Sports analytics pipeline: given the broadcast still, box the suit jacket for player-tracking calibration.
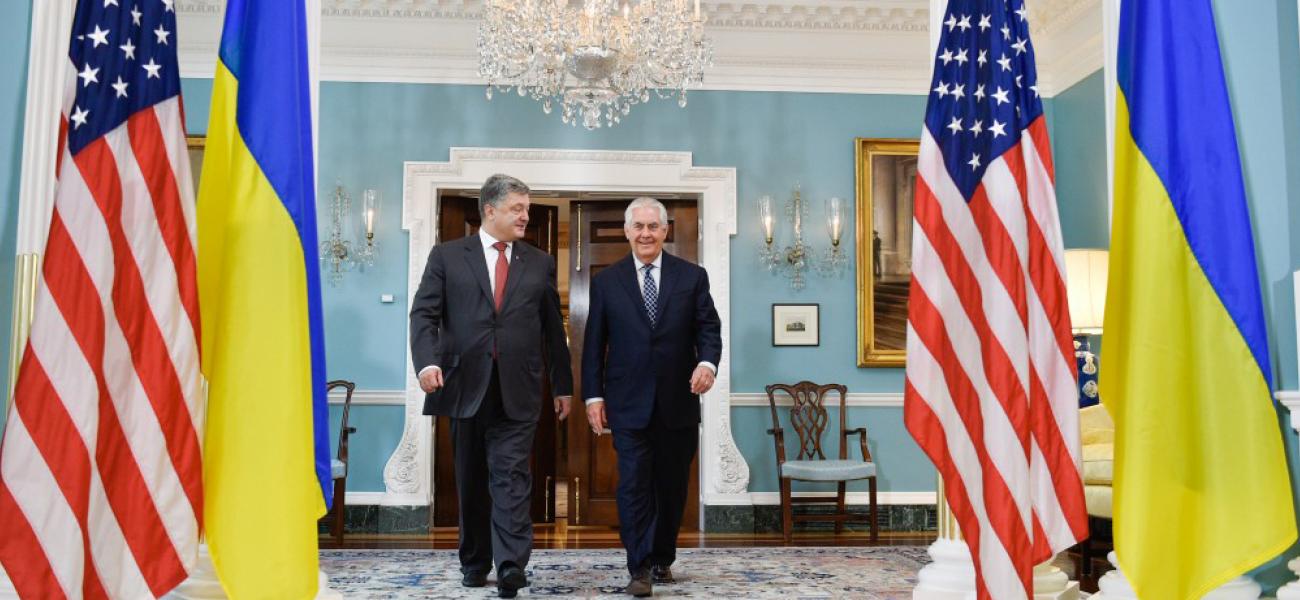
[582,252,722,430]
[409,234,573,421]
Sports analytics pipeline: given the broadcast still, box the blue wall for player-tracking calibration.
[1050,70,1109,250]
[1214,0,1300,589]
[0,1,32,433]
[179,79,944,494]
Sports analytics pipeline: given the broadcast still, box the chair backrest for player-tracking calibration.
[327,379,356,459]
[765,381,848,460]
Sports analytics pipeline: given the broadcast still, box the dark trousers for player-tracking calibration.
[451,366,537,574]
[611,421,698,574]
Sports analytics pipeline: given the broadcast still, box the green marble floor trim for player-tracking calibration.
[321,503,937,535]
[320,505,431,535]
[701,504,937,534]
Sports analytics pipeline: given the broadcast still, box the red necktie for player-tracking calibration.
[493,241,509,311]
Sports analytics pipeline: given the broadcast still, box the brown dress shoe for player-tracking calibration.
[625,571,653,597]
[651,565,674,584]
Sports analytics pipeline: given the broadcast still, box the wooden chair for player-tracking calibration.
[765,381,879,543]
[320,380,356,543]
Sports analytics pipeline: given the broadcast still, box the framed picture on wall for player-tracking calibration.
[772,303,819,347]
[855,137,920,367]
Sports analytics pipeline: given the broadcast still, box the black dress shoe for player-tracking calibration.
[498,564,528,598]
[461,570,488,588]
[625,570,653,597]
[650,564,674,584]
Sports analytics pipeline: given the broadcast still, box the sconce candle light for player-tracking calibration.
[758,185,847,291]
[320,183,380,285]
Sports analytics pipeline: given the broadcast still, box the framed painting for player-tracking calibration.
[855,138,919,367]
[772,303,819,347]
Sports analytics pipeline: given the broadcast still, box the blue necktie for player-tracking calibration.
[642,263,658,327]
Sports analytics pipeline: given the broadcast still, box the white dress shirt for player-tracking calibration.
[418,229,513,379]
[586,252,716,405]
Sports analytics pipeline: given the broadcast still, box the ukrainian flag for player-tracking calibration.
[1101,0,1297,598]
[197,0,332,597]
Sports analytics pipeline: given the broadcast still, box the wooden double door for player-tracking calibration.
[431,197,699,531]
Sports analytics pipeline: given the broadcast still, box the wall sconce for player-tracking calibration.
[758,185,847,291]
[319,183,379,286]
[1064,248,1108,407]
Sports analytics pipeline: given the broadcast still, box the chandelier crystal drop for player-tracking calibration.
[478,0,713,130]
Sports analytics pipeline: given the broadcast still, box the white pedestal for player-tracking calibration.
[1034,558,1079,600]
[1092,552,1261,600]
[914,537,977,600]
[164,544,226,599]
[164,544,342,600]
[1276,557,1300,600]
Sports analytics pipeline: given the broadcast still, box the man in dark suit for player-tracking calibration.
[410,174,573,599]
[582,197,722,597]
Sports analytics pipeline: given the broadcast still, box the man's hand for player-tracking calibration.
[418,366,443,393]
[554,395,572,421]
[689,365,715,395]
[586,401,607,434]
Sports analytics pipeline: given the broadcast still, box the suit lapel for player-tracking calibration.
[616,255,653,329]
[500,242,528,312]
[462,239,494,309]
[655,252,677,316]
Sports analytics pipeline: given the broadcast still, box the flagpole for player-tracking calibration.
[0,0,74,593]
[912,3,977,598]
[6,0,75,408]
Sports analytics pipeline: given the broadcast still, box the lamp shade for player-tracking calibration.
[1064,249,1108,334]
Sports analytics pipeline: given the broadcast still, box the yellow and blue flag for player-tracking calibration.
[197,0,331,597]
[1101,0,1297,598]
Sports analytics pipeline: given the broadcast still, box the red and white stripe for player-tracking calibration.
[0,61,202,599]
[905,119,1089,600]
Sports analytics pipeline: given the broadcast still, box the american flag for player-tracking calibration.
[904,1,1088,598]
[0,0,202,598]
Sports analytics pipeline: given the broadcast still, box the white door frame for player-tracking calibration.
[382,147,751,509]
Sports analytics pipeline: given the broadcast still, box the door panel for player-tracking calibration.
[566,200,700,530]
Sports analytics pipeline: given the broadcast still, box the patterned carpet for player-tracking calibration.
[319,546,931,599]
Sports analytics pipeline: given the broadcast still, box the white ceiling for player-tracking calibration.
[176,0,1101,97]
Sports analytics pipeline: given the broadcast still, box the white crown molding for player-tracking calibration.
[176,0,1102,97]
[1031,0,1103,96]
[731,392,904,407]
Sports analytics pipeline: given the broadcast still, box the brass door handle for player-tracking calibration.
[574,476,581,524]
[575,204,583,272]
[544,475,553,522]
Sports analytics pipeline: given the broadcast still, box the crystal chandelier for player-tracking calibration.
[478,0,713,130]
[319,184,379,286]
[758,186,847,291]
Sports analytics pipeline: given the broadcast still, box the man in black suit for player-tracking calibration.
[582,197,722,597]
[410,174,573,599]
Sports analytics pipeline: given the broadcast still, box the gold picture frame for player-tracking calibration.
[185,136,205,194]
[855,138,919,367]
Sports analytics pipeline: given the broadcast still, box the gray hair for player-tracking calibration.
[479,174,530,216]
[624,197,668,228]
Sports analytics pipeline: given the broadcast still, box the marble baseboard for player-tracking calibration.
[702,503,937,534]
[320,503,936,535]
[319,504,430,535]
